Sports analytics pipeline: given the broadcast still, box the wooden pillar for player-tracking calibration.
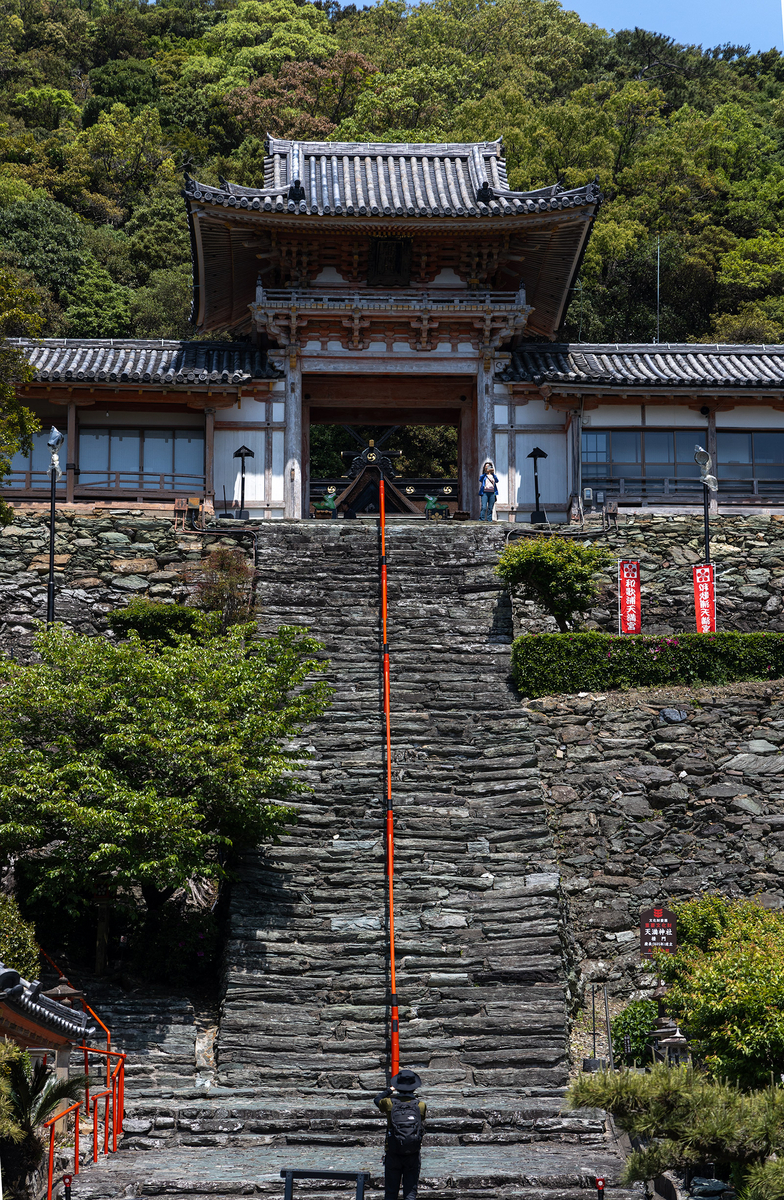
[66,402,76,504]
[707,408,718,515]
[302,401,310,517]
[204,407,215,510]
[285,350,302,519]
[459,391,478,518]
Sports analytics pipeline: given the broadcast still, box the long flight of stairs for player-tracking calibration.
[73,521,631,1200]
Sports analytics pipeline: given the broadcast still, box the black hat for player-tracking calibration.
[391,1069,422,1093]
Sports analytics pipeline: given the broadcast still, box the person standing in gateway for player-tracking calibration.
[479,460,498,520]
[374,1069,427,1200]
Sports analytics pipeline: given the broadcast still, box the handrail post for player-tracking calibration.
[74,1105,80,1174]
[47,1122,55,1200]
[379,480,400,1079]
[92,1096,99,1163]
[103,1093,110,1155]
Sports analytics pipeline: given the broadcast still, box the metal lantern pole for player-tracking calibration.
[46,427,64,627]
[527,446,548,523]
[379,480,400,1079]
[233,445,255,519]
[694,446,718,564]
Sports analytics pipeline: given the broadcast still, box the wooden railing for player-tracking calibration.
[3,470,205,497]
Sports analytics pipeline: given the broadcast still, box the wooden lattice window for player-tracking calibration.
[367,239,412,286]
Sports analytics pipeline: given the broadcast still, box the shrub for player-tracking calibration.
[511,630,784,697]
[658,897,784,1087]
[106,597,208,643]
[194,547,258,632]
[0,896,39,978]
[496,537,612,631]
[610,999,657,1066]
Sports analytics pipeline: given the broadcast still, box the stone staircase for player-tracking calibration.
[71,520,629,1200]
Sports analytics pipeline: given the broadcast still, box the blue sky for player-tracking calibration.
[563,0,782,53]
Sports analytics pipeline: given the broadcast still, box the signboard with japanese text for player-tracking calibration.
[693,564,716,633]
[640,906,677,959]
[618,560,641,634]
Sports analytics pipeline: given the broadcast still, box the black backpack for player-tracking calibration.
[388,1098,424,1155]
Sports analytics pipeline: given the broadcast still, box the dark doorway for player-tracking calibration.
[309,424,458,516]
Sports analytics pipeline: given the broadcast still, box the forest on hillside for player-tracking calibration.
[1,0,784,345]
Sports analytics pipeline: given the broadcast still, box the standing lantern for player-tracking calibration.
[233,444,255,520]
[527,446,548,523]
[46,426,64,627]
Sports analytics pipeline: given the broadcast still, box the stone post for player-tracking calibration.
[285,349,302,519]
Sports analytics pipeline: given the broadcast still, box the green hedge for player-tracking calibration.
[512,631,784,698]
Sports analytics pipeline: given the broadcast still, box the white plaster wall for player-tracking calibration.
[511,397,567,425]
[583,404,643,426]
[644,405,707,428]
[515,431,568,505]
[214,429,266,505]
[234,398,267,420]
[716,407,784,429]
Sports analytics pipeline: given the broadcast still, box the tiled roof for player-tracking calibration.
[184,138,601,219]
[0,961,96,1043]
[10,340,281,385]
[501,344,784,388]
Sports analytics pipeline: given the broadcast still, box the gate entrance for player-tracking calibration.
[303,374,474,517]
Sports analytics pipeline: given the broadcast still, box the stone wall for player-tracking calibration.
[513,512,784,636]
[0,508,244,653]
[532,680,784,997]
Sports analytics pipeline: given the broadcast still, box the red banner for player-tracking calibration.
[693,564,716,632]
[618,560,641,634]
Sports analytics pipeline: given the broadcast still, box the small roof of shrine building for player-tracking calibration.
[184,137,602,339]
[502,343,784,390]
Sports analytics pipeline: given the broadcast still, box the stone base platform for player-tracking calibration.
[71,1141,634,1200]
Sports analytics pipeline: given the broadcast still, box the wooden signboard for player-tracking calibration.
[640,906,677,959]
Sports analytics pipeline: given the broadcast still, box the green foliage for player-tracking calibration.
[0,265,41,524]
[106,597,208,643]
[0,1041,24,1148]
[0,895,39,978]
[0,1056,89,1195]
[497,537,613,633]
[568,1063,784,1188]
[658,897,784,1087]
[2,0,784,341]
[611,1000,657,1066]
[511,630,784,698]
[0,623,331,908]
[194,547,257,631]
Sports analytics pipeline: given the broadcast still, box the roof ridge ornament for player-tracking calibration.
[288,179,306,202]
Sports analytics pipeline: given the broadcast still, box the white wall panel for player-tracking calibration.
[494,432,509,503]
[271,431,285,502]
[515,432,568,506]
[716,407,784,429]
[584,404,643,426]
[214,429,265,504]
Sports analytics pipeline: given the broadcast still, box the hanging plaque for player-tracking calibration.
[640,906,677,958]
[693,564,716,633]
[618,560,641,634]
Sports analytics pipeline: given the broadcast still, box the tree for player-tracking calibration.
[657,896,784,1087]
[0,894,39,978]
[0,623,331,911]
[194,547,258,632]
[610,999,657,1066]
[0,1056,89,1198]
[496,537,613,632]
[0,266,41,525]
[568,1063,784,1194]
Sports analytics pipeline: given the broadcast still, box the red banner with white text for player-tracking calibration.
[693,564,716,633]
[618,560,641,634]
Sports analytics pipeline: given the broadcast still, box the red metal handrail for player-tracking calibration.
[38,949,112,1080]
[43,1047,126,1200]
[379,480,400,1079]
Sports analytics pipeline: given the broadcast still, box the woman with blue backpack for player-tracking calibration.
[374,1069,426,1200]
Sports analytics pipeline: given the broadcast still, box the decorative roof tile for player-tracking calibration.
[185,138,602,219]
[501,344,784,389]
[0,961,96,1043]
[10,340,282,385]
